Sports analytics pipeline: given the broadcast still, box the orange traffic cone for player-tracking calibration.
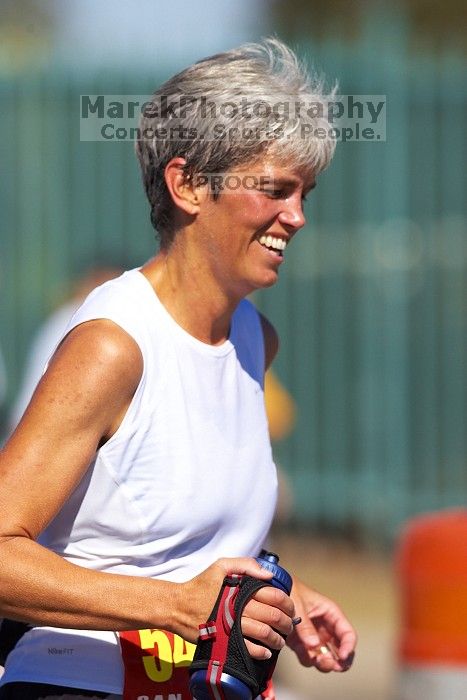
[394,509,467,698]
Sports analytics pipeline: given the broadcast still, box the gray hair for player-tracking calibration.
[136,37,336,248]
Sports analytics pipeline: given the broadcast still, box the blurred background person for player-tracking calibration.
[8,266,123,432]
[265,368,297,524]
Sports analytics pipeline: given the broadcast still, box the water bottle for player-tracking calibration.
[189,550,292,700]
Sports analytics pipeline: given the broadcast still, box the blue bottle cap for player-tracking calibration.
[256,551,292,594]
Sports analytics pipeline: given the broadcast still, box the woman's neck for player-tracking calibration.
[141,249,239,346]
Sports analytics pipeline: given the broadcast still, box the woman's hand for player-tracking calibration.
[286,576,356,672]
[177,557,295,660]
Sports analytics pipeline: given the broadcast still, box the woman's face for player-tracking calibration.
[192,158,316,298]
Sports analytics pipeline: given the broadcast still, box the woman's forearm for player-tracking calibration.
[0,535,178,634]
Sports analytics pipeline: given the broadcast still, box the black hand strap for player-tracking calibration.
[190,575,280,699]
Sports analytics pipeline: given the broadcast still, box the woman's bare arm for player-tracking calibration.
[0,319,294,652]
[0,319,168,630]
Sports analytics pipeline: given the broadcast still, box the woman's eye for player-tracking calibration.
[264,189,285,198]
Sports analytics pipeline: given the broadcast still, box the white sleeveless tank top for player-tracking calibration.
[1,269,278,694]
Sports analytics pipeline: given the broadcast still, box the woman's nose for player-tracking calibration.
[278,194,306,230]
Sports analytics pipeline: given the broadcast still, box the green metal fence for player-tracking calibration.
[1,39,466,541]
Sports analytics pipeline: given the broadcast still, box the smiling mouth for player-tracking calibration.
[257,235,287,256]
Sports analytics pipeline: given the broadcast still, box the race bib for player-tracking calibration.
[119,629,195,700]
[119,629,276,700]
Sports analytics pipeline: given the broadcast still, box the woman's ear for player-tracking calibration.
[164,157,205,216]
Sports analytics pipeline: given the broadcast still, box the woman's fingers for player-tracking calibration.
[240,585,295,659]
[243,638,277,660]
[241,616,286,657]
[288,632,337,671]
[247,584,295,618]
[243,596,294,637]
[215,557,274,581]
[286,594,357,672]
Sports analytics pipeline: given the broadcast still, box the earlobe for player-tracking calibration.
[164,157,202,216]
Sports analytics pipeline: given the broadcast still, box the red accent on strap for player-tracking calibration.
[221,583,238,635]
[261,678,276,699]
[199,620,217,640]
[207,659,227,700]
[204,578,241,698]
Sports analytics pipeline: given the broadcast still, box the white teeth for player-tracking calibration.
[258,235,287,251]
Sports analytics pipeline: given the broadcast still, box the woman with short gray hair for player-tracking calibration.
[0,38,355,699]
[136,38,336,249]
